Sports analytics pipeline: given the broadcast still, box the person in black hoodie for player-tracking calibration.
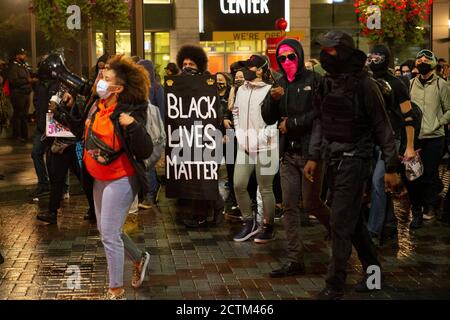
[261,39,331,277]
[29,63,59,200]
[366,44,417,241]
[304,31,400,299]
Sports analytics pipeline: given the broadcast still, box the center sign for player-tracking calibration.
[199,0,289,40]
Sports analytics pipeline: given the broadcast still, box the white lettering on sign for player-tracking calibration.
[66,5,81,30]
[220,0,269,15]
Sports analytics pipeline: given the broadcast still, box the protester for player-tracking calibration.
[8,48,37,141]
[232,54,278,243]
[64,55,153,299]
[173,45,224,228]
[408,49,450,227]
[306,30,399,299]
[29,56,59,201]
[137,59,165,210]
[366,44,418,243]
[261,38,331,276]
[164,62,181,76]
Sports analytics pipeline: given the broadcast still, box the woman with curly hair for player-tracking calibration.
[64,55,153,299]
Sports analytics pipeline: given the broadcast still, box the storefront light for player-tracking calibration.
[163,54,170,61]
[448,20,450,28]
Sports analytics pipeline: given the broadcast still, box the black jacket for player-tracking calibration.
[261,38,321,156]
[7,60,32,95]
[54,99,153,193]
[33,80,59,132]
[309,50,399,173]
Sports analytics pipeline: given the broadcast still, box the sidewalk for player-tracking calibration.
[0,138,449,300]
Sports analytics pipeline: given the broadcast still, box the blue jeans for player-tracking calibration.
[368,149,397,236]
[31,130,49,187]
[146,168,159,201]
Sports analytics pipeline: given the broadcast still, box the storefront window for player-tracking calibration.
[116,31,131,56]
[143,32,170,80]
[201,40,266,74]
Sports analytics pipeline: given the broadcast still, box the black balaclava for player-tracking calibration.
[320,44,363,74]
[368,44,390,77]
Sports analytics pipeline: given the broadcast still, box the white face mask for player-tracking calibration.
[96,79,112,100]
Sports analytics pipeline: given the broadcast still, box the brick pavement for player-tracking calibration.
[0,139,449,300]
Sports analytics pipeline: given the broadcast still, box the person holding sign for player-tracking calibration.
[232,55,279,243]
[171,45,225,228]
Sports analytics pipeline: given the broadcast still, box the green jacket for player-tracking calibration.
[410,74,450,139]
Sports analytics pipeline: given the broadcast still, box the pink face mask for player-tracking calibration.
[278,44,298,82]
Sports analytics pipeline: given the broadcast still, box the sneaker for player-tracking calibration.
[129,206,139,215]
[29,185,50,199]
[104,289,126,300]
[270,262,305,278]
[316,286,344,300]
[225,206,243,221]
[254,224,274,244]
[274,206,284,220]
[183,219,208,228]
[37,211,57,224]
[233,219,258,242]
[132,252,150,288]
[138,199,154,209]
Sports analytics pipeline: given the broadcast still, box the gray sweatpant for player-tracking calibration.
[93,176,143,288]
[233,148,277,224]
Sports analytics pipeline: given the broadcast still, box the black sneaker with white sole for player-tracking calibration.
[254,224,274,244]
[233,218,258,242]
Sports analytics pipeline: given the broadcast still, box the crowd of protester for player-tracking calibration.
[0,30,449,299]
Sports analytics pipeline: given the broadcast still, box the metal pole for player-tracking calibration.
[30,9,37,72]
[131,0,145,58]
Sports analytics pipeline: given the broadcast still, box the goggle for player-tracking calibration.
[416,49,434,60]
[367,53,385,65]
[277,53,297,63]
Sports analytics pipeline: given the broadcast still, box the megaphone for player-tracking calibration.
[38,53,91,96]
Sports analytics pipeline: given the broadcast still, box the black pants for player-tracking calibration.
[10,93,30,139]
[191,196,225,221]
[47,144,94,214]
[403,137,445,212]
[326,157,380,290]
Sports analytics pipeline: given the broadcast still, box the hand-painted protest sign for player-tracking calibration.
[46,112,75,138]
[164,74,221,200]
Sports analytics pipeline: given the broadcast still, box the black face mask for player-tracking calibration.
[417,63,433,75]
[235,80,244,87]
[243,68,257,82]
[411,72,419,78]
[217,83,226,91]
[319,51,340,74]
[183,67,199,75]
